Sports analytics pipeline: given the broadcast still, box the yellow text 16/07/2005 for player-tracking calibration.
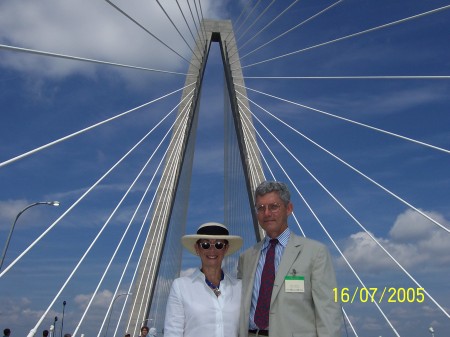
[333,287,425,304]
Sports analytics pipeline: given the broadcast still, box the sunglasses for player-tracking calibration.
[198,241,228,250]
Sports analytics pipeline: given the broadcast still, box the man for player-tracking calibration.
[3,329,11,337]
[237,181,341,337]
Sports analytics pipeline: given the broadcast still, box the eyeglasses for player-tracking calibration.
[198,241,227,250]
[255,203,282,214]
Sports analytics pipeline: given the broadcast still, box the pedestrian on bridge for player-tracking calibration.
[138,326,148,337]
[148,327,157,337]
[238,181,342,337]
[164,222,243,337]
[3,328,11,337]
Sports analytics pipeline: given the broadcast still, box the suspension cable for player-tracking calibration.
[110,111,190,337]
[24,100,190,337]
[236,4,450,70]
[238,103,381,334]
[233,0,343,65]
[236,87,450,232]
[233,0,254,29]
[0,90,189,279]
[242,75,450,79]
[175,0,203,55]
[124,101,192,335]
[222,0,254,43]
[237,101,306,236]
[193,0,207,42]
[239,103,402,336]
[228,0,300,59]
[234,0,264,36]
[186,0,205,46]
[240,93,450,318]
[239,102,360,333]
[0,43,188,75]
[155,0,202,64]
[104,0,199,69]
[236,0,276,43]
[72,91,195,337]
[238,84,450,155]
[128,120,187,335]
[0,83,195,168]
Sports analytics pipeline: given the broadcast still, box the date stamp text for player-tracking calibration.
[333,287,425,303]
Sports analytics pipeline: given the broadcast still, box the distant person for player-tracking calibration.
[3,329,11,337]
[238,181,341,336]
[42,330,49,337]
[124,334,130,337]
[63,334,71,337]
[139,326,149,337]
[164,222,243,337]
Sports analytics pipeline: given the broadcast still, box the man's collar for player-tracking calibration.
[262,227,290,248]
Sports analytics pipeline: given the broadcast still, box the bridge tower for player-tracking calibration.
[126,19,265,334]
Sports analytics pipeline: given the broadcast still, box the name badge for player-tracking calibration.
[285,275,304,292]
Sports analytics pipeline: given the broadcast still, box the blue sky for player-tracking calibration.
[1,0,449,337]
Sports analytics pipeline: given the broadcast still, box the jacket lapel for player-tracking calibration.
[247,241,262,283]
[271,234,303,303]
[244,241,263,315]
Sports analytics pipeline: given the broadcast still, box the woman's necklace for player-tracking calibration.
[203,269,224,297]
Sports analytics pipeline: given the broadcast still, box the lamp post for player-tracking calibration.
[104,292,132,337]
[0,201,60,270]
[60,300,67,337]
[52,316,58,337]
[141,318,152,327]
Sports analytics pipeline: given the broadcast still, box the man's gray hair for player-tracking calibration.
[255,181,291,205]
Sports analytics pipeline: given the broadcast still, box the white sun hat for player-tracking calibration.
[181,222,243,256]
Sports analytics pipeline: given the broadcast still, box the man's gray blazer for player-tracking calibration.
[237,232,342,337]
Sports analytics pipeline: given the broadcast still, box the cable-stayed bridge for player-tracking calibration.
[0,1,449,337]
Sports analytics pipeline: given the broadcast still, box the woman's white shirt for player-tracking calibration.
[164,268,241,337]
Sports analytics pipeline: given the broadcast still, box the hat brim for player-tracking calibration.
[182,234,243,256]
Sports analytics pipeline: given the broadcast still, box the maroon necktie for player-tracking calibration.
[255,238,278,329]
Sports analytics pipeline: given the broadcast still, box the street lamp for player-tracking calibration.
[61,300,67,337]
[104,292,132,337]
[51,316,58,337]
[429,326,435,337]
[141,318,152,327]
[0,201,60,270]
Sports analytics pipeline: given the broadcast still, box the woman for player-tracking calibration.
[138,326,149,337]
[164,222,243,337]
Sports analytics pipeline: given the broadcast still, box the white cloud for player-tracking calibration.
[337,209,450,273]
[389,208,448,241]
[0,199,29,224]
[0,198,63,232]
[0,0,226,80]
[0,296,51,328]
[74,288,116,309]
